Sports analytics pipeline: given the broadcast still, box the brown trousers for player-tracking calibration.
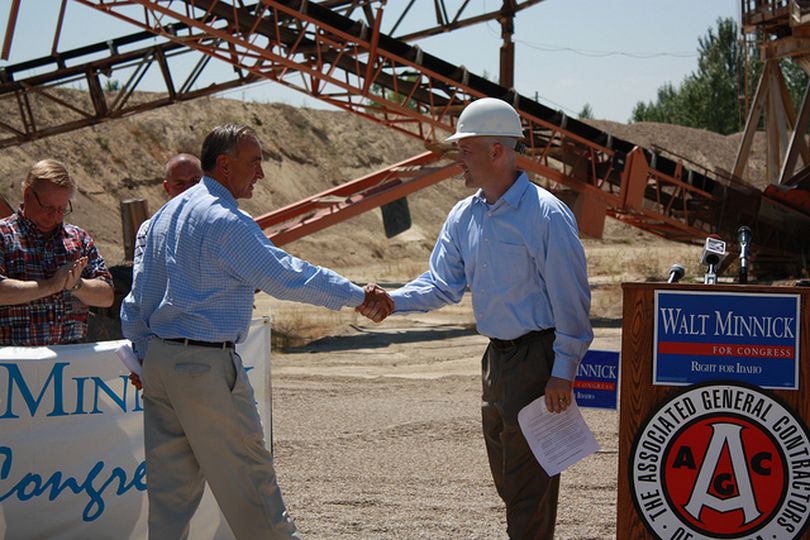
[482,330,560,540]
[142,338,300,540]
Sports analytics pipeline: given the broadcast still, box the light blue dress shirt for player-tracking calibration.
[121,176,365,358]
[390,172,593,380]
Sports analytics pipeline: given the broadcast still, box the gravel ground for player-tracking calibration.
[264,309,622,540]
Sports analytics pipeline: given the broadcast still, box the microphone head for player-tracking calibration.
[737,225,752,244]
[667,263,685,284]
[700,236,727,266]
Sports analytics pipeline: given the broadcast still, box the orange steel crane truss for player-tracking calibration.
[0,1,541,149]
[70,0,736,250]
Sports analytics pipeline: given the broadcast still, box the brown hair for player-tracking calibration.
[23,159,74,191]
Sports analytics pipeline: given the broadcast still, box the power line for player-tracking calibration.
[480,0,696,59]
[515,40,696,59]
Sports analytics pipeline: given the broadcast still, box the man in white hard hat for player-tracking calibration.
[361,97,593,538]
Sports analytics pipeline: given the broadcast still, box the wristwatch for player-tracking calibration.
[71,278,84,292]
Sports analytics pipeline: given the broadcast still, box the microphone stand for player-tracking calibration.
[739,257,748,284]
[737,226,752,284]
[704,256,719,285]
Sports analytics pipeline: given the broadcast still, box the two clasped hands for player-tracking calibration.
[51,254,88,293]
[355,283,394,323]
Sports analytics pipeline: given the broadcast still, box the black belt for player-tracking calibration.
[164,337,235,350]
[489,328,554,348]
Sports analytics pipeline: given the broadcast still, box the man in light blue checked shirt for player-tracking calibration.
[121,124,392,539]
[127,153,203,391]
[360,98,593,539]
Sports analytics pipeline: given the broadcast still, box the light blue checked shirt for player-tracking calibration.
[389,172,593,381]
[121,176,365,359]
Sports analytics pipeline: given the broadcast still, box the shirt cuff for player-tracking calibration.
[346,283,366,308]
[388,291,424,313]
[550,354,579,381]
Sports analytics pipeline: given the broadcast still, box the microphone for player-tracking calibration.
[700,234,726,285]
[667,264,685,284]
[737,226,752,284]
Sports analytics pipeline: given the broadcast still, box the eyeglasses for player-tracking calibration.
[31,189,73,216]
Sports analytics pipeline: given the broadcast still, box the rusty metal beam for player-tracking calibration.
[10,0,810,265]
[259,151,461,245]
[52,0,69,55]
[1,0,21,60]
[0,31,257,148]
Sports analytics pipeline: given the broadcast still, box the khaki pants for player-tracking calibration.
[481,331,560,540]
[142,338,300,540]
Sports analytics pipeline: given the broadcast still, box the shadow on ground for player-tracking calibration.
[283,325,478,353]
[591,317,623,328]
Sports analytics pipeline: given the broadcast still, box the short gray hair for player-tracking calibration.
[483,136,518,150]
[200,124,257,173]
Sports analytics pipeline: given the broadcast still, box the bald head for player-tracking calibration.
[163,154,203,198]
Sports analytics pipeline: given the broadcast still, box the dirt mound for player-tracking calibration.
[0,95,766,281]
[0,96,465,270]
[587,119,768,189]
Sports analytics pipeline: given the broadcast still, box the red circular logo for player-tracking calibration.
[662,413,786,537]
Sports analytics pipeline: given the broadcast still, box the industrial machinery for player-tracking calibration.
[2,1,809,276]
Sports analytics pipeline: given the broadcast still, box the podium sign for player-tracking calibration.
[618,283,810,540]
[653,290,800,389]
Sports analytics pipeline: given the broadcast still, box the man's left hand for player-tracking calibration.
[544,376,573,414]
[62,256,88,291]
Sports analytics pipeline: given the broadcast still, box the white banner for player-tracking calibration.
[0,318,272,540]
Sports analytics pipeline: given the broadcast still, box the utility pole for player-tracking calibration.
[499,1,517,89]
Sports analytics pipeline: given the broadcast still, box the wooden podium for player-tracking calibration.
[617,282,810,539]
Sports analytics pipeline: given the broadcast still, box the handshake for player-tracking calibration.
[356,283,394,323]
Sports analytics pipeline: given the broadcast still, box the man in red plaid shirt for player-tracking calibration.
[0,159,114,346]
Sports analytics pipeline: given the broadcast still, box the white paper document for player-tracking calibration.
[115,342,142,376]
[517,396,600,477]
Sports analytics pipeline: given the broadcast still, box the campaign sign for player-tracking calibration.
[0,318,271,540]
[573,350,619,410]
[653,291,800,389]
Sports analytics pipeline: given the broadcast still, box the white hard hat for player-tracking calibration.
[446,97,524,142]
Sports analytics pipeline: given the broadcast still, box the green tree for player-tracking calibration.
[631,17,807,134]
[104,78,121,92]
[578,103,594,119]
[368,71,421,111]
[633,18,744,133]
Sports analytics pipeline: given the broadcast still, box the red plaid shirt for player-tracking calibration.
[0,209,113,346]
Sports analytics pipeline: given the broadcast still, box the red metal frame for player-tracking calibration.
[260,151,460,245]
[72,0,729,246]
[0,0,802,269]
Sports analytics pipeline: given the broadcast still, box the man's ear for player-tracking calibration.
[215,153,230,175]
[162,180,170,195]
[490,141,504,161]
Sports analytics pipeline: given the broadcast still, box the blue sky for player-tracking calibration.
[0,0,739,122]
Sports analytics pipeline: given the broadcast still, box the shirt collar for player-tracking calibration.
[202,175,238,207]
[501,172,530,209]
[473,171,531,209]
